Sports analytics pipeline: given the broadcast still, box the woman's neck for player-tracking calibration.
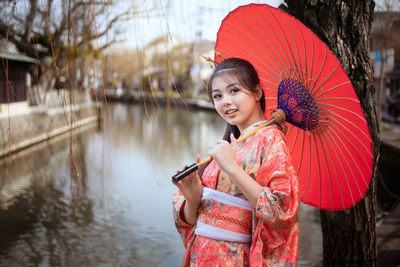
[237,108,266,133]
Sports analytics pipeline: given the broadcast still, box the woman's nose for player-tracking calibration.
[222,95,232,106]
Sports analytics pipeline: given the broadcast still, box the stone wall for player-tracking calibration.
[0,103,100,158]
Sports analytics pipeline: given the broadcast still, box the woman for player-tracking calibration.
[172,58,299,266]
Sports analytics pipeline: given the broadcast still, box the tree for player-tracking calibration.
[102,46,145,90]
[283,1,380,266]
[0,0,158,91]
[140,34,194,93]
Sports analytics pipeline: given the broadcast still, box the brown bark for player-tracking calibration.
[283,1,380,266]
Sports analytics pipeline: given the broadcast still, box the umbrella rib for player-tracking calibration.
[323,108,372,144]
[303,134,312,204]
[260,77,279,88]
[270,9,299,71]
[311,62,340,96]
[316,134,334,210]
[323,130,354,209]
[318,106,372,170]
[328,122,371,188]
[309,46,327,94]
[308,35,315,90]
[316,102,369,123]
[256,7,294,72]
[313,81,351,98]
[296,19,308,86]
[296,129,306,175]
[290,127,300,154]
[286,123,294,137]
[320,132,346,210]
[220,21,281,79]
[265,104,278,110]
[311,135,322,209]
[262,87,278,93]
[216,45,280,87]
[316,97,360,103]
[281,10,303,80]
[319,110,373,164]
[326,125,364,199]
[240,8,286,72]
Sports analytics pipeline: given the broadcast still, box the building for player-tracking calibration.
[0,52,39,116]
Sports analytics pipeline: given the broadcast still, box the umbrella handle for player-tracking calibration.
[171,156,212,182]
[171,109,286,182]
[171,163,199,182]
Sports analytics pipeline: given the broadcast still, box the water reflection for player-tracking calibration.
[0,131,95,266]
[0,103,322,266]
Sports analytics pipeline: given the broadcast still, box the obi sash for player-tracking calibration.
[195,186,253,243]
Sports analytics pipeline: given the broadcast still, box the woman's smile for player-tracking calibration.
[224,108,238,117]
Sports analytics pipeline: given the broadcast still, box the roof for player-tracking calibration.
[0,52,39,64]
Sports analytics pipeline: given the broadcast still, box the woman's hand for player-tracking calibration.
[172,155,203,225]
[209,133,238,174]
[172,155,203,205]
[209,133,262,207]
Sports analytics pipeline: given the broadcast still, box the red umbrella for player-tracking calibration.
[214,4,373,211]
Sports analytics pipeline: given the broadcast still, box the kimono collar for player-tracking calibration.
[239,120,267,137]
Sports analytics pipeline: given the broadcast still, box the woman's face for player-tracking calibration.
[211,75,264,132]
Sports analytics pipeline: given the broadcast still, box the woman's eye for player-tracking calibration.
[230,87,239,94]
[213,94,222,99]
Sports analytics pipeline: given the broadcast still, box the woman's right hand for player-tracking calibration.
[172,155,203,225]
[172,155,203,206]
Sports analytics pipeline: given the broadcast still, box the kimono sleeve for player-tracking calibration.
[254,127,299,227]
[172,190,195,248]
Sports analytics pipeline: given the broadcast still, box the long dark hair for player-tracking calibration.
[198,58,265,178]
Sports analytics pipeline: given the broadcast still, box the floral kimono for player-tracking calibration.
[172,122,299,266]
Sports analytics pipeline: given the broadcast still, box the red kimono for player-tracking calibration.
[173,123,299,266]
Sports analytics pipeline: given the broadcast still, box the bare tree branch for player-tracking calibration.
[77,9,130,47]
[0,0,161,87]
[22,0,38,42]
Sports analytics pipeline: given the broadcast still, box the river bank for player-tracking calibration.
[99,90,215,111]
[0,103,100,158]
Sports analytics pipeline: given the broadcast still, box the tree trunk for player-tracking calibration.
[284,1,380,266]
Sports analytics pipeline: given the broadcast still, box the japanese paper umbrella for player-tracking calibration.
[214,3,373,211]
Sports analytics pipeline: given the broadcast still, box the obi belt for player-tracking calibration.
[195,186,253,243]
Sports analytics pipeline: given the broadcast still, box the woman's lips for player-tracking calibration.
[225,109,238,117]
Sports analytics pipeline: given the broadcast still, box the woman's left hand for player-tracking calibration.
[209,133,238,173]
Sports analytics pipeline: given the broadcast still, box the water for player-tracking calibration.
[0,103,322,266]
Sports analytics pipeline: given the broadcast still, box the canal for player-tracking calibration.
[0,103,322,266]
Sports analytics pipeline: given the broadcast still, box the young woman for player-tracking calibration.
[172,58,299,266]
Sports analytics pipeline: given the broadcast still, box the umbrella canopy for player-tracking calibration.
[214,4,373,211]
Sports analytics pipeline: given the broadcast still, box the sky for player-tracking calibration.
[117,0,283,49]
[110,0,394,50]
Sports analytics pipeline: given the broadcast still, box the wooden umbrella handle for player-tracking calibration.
[172,109,286,182]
